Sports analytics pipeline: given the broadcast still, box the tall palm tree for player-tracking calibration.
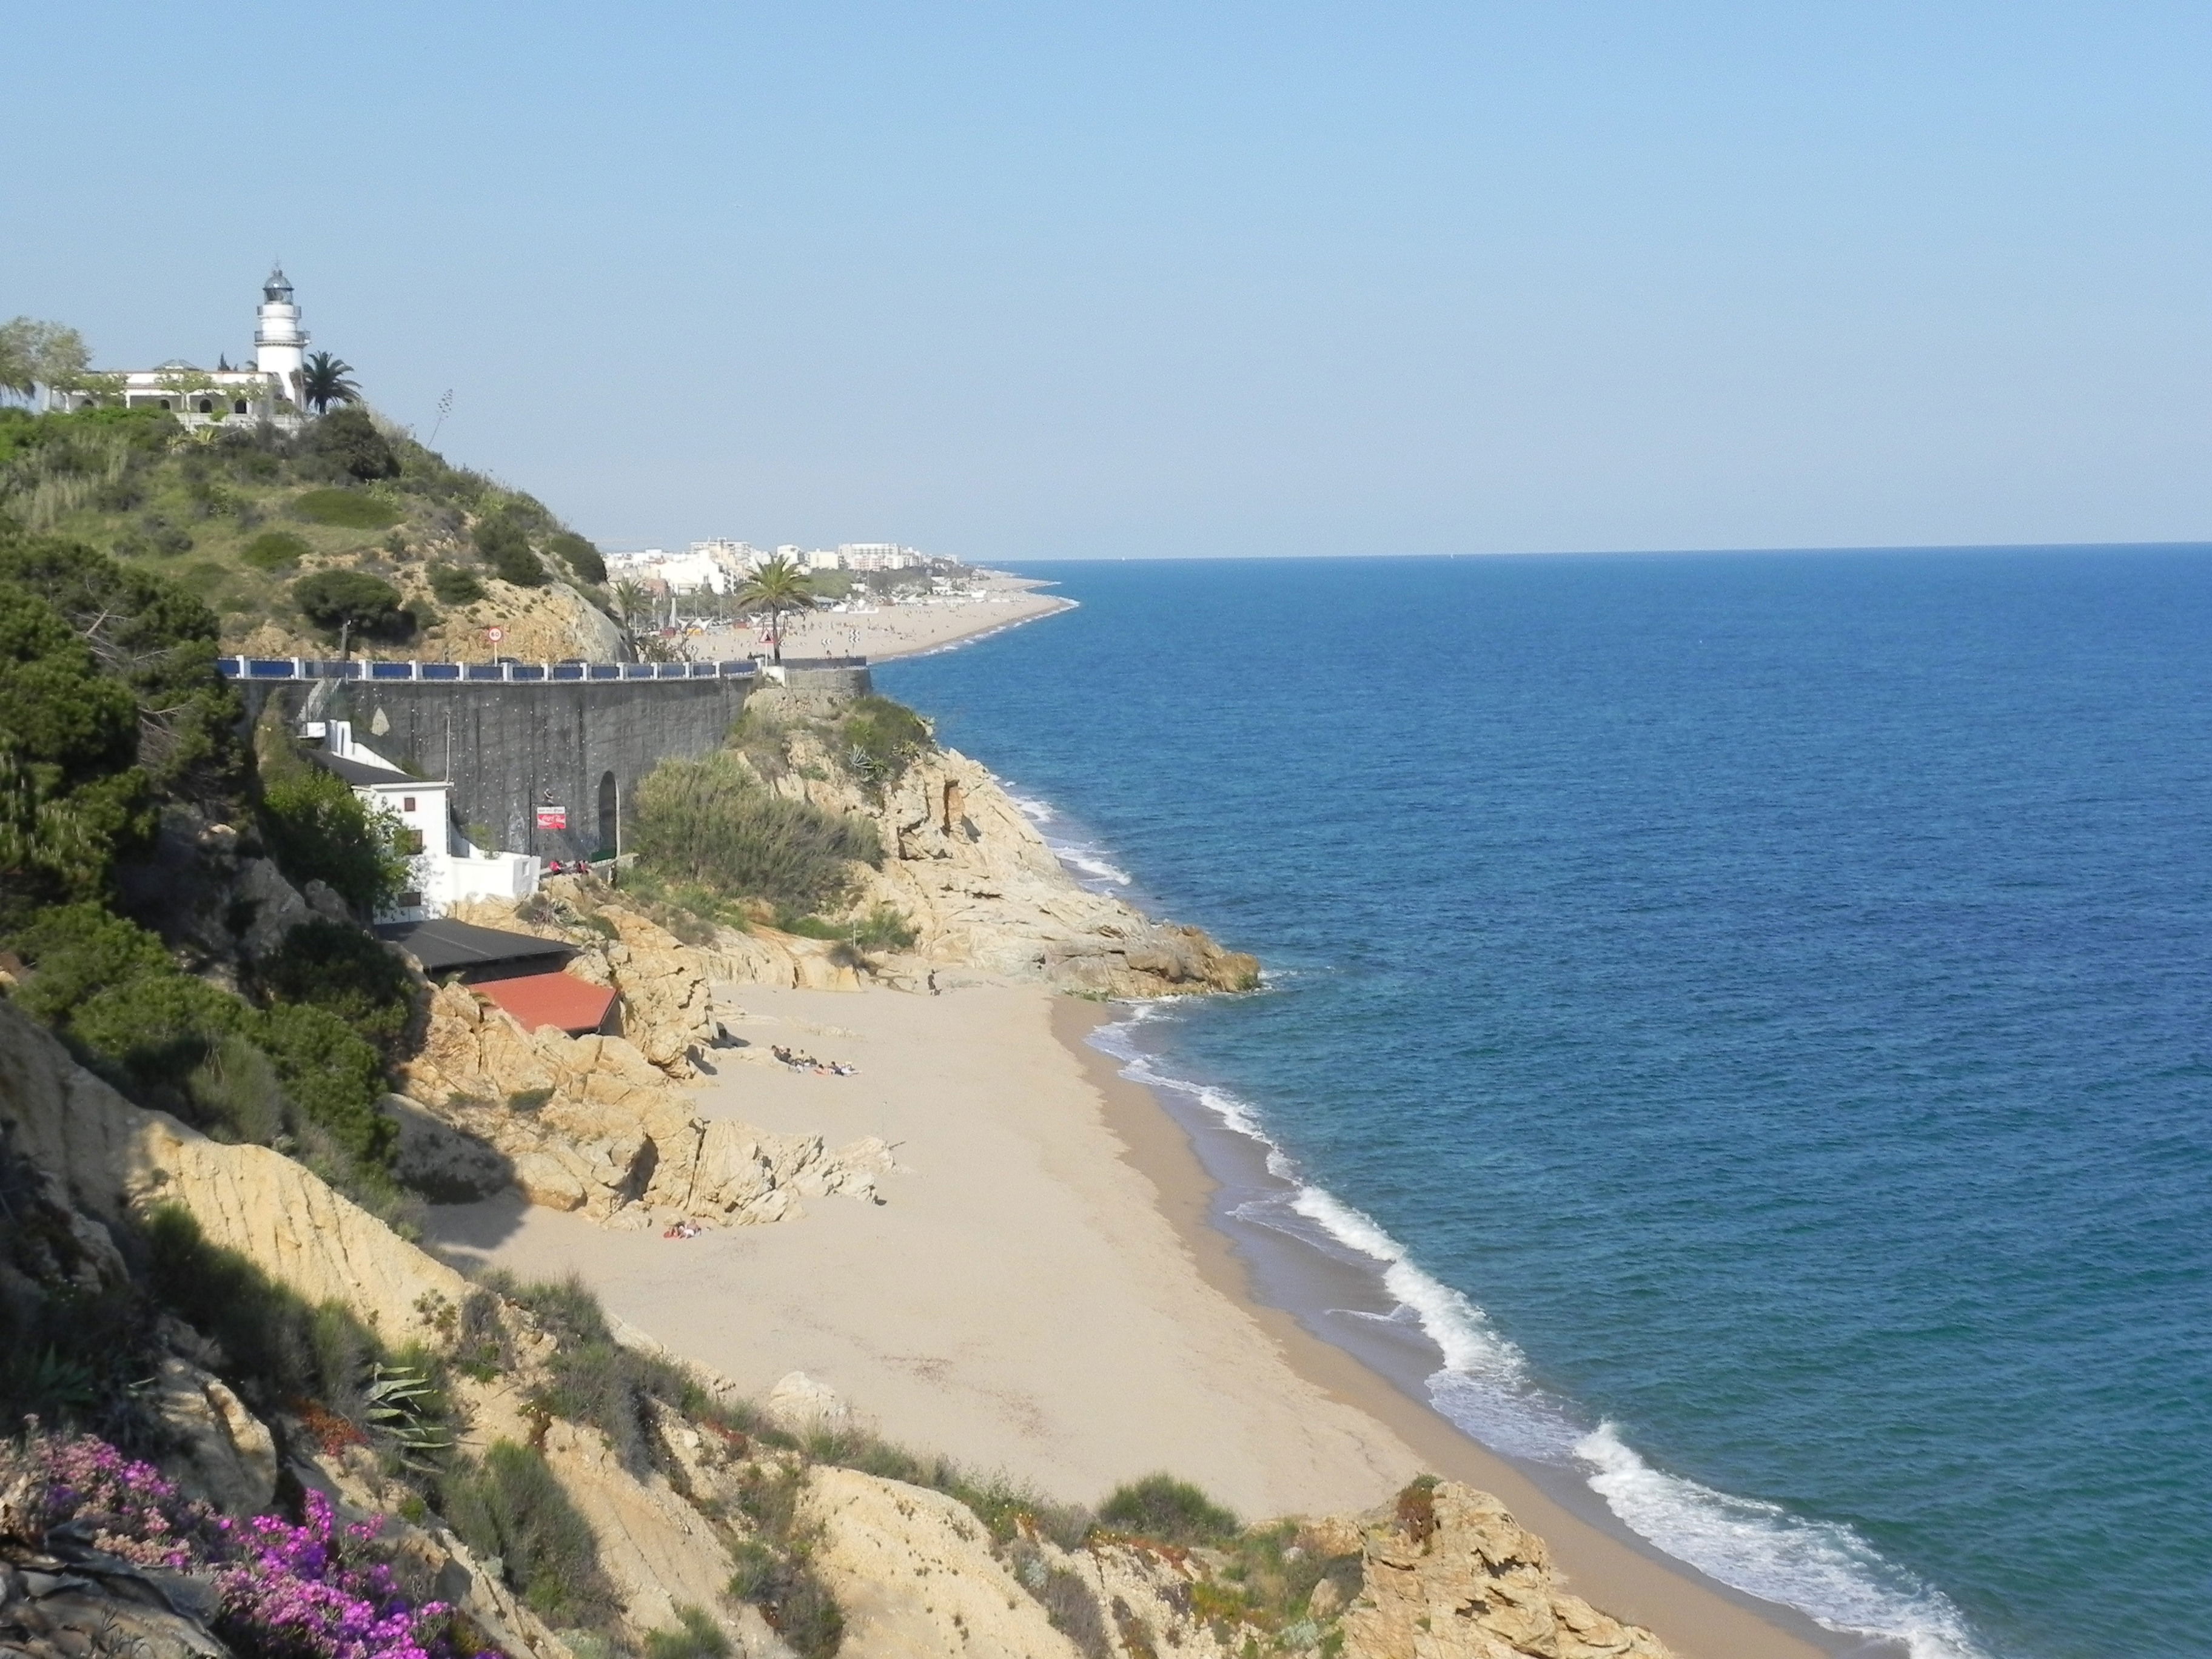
[734,555,816,663]
[611,580,652,653]
[300,351,360,414]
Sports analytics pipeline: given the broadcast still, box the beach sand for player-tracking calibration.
[426,979,1837,1659]
[692,570,1073,665]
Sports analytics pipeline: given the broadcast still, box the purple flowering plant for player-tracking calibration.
[12,1433,497,1659]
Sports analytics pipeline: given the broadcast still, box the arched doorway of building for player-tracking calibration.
[597,771,618,859]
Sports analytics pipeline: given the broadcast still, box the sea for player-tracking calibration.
[874,549,2212,1659]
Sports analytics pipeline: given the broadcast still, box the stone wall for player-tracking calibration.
[241,676,746,865]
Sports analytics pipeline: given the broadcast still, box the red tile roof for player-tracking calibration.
[478,971,617,1036]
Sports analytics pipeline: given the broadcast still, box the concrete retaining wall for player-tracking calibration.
[238,660,874,864]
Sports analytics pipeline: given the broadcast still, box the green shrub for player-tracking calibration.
[115,515,194,558]
[472,512,546,587]
[643,1606,731,1659]
[0,533,242,803]
[6,902,169,1026]
[852,903,917,951]
[488,1272,695,1474]
[138,1203,395,1420]
[253,1000,395,1167]
[632,751,881,915]
[725,1464,845,1657]
[259,917,417,1050]
[186,1034,287,1145]
[1096,1474,1239,1546]
[837,696,931,793]
[72,970,250,1094]
[303,409,400,483]
[0,575,141,782]
[549,531,606,585]
[427,563,486,605]
[441,1439,617,1629]
[259,763,411,914]
[241,530,311,570]
[293,487,401,528]
[292,569,409,638]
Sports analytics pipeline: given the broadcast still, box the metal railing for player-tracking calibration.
[216,657,779,684]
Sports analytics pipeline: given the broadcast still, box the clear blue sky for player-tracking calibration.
[7,2,2207,559]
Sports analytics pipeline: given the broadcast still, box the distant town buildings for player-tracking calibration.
[50,267,312,431]
[605,540,930,594]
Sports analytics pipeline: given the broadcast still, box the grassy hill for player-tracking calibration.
[0,403,624,662]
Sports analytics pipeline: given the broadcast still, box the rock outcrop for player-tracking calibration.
[440,890,720,1076]
[398,977,894,1224]
[711,721,1260,999]
[857,745,1260,997]
[1339,1481,1673,1659]
[803,1466,1081,1659]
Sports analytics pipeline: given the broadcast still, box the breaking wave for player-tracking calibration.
[1084,988,1991,1659]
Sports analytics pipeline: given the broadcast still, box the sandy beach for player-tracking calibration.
[426,978,1835,1659]
[693,569,1073,664]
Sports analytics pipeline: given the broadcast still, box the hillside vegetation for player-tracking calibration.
[0,403,622,662]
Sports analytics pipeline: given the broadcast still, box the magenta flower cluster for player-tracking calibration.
[18,1435,495,1659]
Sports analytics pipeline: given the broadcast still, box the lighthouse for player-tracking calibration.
[253,265,308,404]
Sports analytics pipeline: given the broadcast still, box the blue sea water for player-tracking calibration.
[876,550,2212,1659]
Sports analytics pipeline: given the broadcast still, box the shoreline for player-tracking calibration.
[693,571,1075,665]
[1054,997,1862,1659]
[424,973,1851,1659]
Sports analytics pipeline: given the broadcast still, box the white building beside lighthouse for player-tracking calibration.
[52,267,314,431]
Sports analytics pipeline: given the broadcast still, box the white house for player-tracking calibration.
[52,267,312,431]
[304,720,539,923]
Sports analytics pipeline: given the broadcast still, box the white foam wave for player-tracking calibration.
[997,783,1132,886]
[1576,1425,1990,1659]
[1086,1009,1994,1659]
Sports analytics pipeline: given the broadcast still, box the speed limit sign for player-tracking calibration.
[485,626,504,643]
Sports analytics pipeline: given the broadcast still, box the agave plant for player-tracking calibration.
[361,1362,451,1470]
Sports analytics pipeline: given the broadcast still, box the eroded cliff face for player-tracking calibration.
[761,731,1260,999]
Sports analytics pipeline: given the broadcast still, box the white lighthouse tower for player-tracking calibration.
[253,264,308,405]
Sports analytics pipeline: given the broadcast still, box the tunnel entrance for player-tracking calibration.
[597,770,618,858]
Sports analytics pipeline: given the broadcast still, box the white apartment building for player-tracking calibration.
[605,548,729,594]
[305,721,539,923]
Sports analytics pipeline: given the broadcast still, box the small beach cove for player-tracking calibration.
[423,972,1840,1659]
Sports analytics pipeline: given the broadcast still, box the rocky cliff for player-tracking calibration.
[723,706,1259,999]
[0,997,1674,1659]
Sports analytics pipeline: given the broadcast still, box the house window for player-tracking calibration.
[397,891,423,909]
[233,399,249,414]
[197,398,213,414]
[398,828,426,854]
[402,796,417,812]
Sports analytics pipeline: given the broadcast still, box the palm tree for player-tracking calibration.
[300,351,360,414]
[611,580,651,653]
[734,555,816,663]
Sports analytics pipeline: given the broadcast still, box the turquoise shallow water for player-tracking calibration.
[877,550,2212,1659]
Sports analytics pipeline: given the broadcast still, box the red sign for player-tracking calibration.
[485,626,505,643]
[535,806,567,831]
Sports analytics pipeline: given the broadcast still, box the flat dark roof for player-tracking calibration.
[376,917,574,974]
[307,749,417,788]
